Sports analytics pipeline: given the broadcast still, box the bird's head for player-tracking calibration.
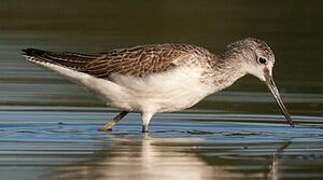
[227,38,294,127]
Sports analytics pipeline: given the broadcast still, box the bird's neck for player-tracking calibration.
[208,49,249,92]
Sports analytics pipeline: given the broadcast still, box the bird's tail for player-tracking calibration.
[22,48,98,71]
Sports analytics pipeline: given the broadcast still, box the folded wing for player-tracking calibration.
[22,44,194,79]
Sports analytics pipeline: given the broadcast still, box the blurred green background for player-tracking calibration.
[0,0,322,115]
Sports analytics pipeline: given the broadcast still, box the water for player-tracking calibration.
[1,0,323,179]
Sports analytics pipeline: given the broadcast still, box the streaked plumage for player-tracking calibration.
[24,43,215,78]
[22,38,294,132]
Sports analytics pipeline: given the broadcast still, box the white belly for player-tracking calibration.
[31,61,213,113]
[105,66,214,112]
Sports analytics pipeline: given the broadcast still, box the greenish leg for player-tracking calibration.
[142,124,149,133]
[99,111,129,131]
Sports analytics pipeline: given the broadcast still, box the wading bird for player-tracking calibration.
[22,38,294,132]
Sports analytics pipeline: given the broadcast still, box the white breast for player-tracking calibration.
[108,66,214,112]
[28,60,214,113]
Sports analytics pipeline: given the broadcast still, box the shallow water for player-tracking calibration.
[1,0,323,179]
[1,108,323,180]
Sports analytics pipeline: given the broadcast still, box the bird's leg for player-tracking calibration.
[141,112,154,133]
[99,111,129,132]
[142,125,149,133]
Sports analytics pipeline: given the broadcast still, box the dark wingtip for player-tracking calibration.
[22,48,46,57]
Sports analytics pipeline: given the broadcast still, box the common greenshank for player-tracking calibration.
[22,38,294,132]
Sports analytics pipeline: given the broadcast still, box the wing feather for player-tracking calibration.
[84,44,187,78]
[23,43,214,79]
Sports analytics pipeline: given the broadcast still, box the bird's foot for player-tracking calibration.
[98,126,113,132]
[98,111,129,132]
[142,125,149,133]
[98,119,118,132]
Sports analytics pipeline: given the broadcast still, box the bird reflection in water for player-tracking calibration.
[46,135,290,180]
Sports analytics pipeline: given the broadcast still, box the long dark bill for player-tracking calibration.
[264,70,295,127]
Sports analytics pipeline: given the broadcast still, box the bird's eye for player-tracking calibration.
[258,57,267,64]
